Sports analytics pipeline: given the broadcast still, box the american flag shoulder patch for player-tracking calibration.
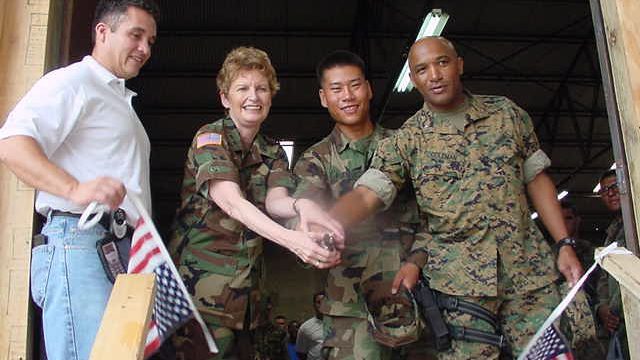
[196,132,222,148]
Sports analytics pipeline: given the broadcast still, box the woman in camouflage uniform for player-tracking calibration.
[169,46,343,360]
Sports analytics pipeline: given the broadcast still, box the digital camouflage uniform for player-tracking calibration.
[556,284,603,359]
[293,125,422,360]
[169,117,296,359]
[596,216,628,360]
[356,93,561,359]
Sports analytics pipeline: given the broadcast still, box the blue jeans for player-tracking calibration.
[30,213,113,360]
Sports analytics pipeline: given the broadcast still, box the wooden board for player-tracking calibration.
[598,0,640,253]
[621,288,640,360]
[0,0,52,359]
[90,274,156,360]
[598,248,640,297]
[597,247,640,360]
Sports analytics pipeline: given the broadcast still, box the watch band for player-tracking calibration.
[553,236,576,253]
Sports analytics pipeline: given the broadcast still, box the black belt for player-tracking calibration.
[34,210,109,248]
[50,209,111,229]
[50,210,82,218]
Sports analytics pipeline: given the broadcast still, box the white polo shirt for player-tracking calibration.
[0,56,151,219]
[296,317,324,360]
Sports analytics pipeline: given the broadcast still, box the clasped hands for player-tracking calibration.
[293,198,345,269]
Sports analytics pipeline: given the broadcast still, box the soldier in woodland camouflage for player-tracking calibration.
[255,315,289,360]
[169,46,343,360]
[292,50,427,360]
[595,170,628,360]
[327,37,584,359]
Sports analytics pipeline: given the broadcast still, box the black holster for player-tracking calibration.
[412,276,512,356]
[412,278,451,351]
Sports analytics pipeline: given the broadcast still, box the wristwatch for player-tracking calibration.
[553,237,576,253]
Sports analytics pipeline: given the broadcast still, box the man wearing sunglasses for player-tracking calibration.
[595,169,628,359]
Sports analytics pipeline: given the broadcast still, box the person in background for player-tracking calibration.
[169,46,343,360]
[560,200,598,302]
[296,292,326,360]
[0,1,159,359]
[595,169,628,360]
[275,315,289,331]
[287,320,301,360]
[256,314,290,360]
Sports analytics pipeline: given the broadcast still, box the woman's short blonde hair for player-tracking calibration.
[216,46,280,96]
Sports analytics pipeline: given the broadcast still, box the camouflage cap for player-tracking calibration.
[366,286,423,348]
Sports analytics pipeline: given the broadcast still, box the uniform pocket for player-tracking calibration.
[30,244,55,308]
[415,155,464,213]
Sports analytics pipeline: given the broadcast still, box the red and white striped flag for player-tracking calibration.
[128,195,217,358]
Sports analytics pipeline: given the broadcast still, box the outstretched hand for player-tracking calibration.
[296,198,345,250]
[287,229,341,269]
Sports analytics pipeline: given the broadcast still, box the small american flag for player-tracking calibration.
[128,195,217,358]
[521,324,574,360]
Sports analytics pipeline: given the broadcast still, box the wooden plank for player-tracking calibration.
[597,247,640,299]
[597,247,640,360]
[0,0,52,359]
[621,288,640,360]
[90,274,156,360]
[598,0,640,253]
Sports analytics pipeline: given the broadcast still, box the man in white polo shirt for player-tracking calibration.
[296,291,326,360]
[0,1,159,359]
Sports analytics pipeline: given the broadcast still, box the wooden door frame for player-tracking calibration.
[0,1,73,358]
[589,0,640,255]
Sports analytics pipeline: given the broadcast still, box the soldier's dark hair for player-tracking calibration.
[560,200,577,215]
[92,0,160,43]
[316,50,367,86]
[599,169,617,184]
